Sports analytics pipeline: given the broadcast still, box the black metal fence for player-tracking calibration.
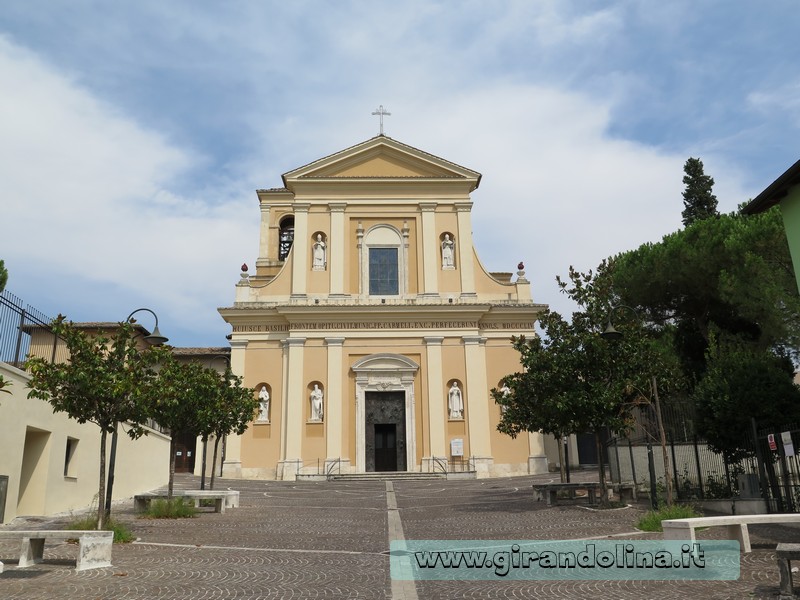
[606,400,800,513]
[0,289,67,368]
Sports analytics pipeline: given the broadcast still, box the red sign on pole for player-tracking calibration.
[768,433,778,451]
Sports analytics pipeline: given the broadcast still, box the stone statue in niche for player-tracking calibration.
[258,385,270,422]
[310,384,324,421]
[312,234,326,271]
[448,381,463,420]
[499,384,511,414]
[441,234,455,270]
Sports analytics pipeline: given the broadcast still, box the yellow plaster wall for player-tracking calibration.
[485,339,531,462]
[240,342,284,471]
[0,362,169,523]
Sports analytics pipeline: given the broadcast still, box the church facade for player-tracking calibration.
[219,136,548,480]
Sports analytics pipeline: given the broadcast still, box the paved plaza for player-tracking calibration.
[0,470,797,599]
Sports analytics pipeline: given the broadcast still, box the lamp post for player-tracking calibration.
[105,308,169,518]
[600,304,673,508]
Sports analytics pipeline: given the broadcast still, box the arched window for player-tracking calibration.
[278,216,294,261]
[362,225,405,297]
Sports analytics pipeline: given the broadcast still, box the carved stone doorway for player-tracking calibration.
[366,392,406,472]
[352,354,418,473]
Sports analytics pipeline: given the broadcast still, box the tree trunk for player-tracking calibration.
[200,436,208,490]
[210,436,221,491]
[558,436,567,483]
[596,431,608,506]
[97,429,107,530]
[652,376,674,505]
[168,436,176,500]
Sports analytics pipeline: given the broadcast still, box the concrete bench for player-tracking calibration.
[662,513,800,553]
[0,530,113,571]
[532,482,603,506]
[777,543,800,599]
[134,489,238,513]
[611,483,638,503]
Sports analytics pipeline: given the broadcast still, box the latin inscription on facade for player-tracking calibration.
[232,321,533,332]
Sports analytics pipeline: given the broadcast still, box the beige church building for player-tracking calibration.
[219,135,549,480]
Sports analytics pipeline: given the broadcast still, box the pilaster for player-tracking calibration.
[424,336,446,464]
[291,203,310,298]
[420,203,439,297]
[455,202,477,298]
[329,203,346,296]
[278,337,306,480]
[222,339,248,478]
[463,336,491,458]
[325,337,345,463]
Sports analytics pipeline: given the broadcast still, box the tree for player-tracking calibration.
[495,263,659,502]
[694,336,800,462]
[26,319,164,529]
[146,357,221,498]
[612,207,800,384]
[205,368,258,490]
[681,157,719,227]
[0,259,7,292]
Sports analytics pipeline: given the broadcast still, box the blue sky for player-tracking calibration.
[1,1,798,346]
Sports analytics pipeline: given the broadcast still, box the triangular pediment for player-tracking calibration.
[282,136,481,184]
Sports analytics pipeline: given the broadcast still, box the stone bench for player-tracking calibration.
[662,513,800,553]
[532,482,603,506]
[134,489,238,513]
[612,483,638,503]
[0,530,113,571]
[777,543,800,599]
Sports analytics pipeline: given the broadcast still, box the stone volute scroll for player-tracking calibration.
[257,384,270,422]
[312,233,327,271]
[441,233,455,270]
[310,383,324,422]
[448,380,464,420]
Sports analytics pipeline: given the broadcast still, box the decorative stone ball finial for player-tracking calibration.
[241,263,248,272]
[517,261,526,279]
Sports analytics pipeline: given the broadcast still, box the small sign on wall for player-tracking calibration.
[450,438,464,457]
[782,431,795,457]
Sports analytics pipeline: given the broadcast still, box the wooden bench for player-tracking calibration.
[662,513,800,553]
[0,530,113,571]
[134,489,238,513]
[777,543,800,599]
[532,482,603,506]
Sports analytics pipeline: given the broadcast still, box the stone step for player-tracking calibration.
[328,472,447,481]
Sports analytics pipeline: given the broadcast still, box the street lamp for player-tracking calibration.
[600,304,672,508]
[105,308,169,518]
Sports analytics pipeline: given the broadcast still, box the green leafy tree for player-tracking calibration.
[205,368,258,490]
[694,336,800,462]
[26,319,165,529]
[613,207,800,384]
[147,357,221,498]
[681,157,719,227]
[495,263,661,502]
[0,259,7,292]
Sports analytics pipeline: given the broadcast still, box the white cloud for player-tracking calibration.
[0,35,256,342]
[748,81,800,127]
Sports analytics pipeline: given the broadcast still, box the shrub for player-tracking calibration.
[141,497,198,519]
[636,504,701,532]
[66,515,136,543]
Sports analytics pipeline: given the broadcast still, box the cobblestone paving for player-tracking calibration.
[0,471,797,598]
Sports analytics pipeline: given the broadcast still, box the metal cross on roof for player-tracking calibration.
[371,105,391,135]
